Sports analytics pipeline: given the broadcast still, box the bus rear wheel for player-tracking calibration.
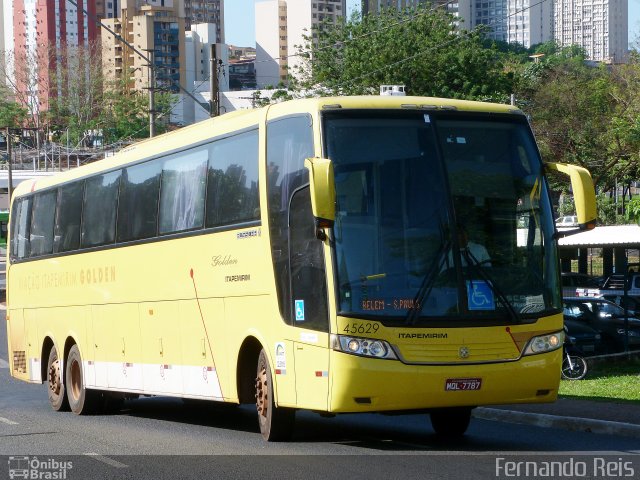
[65,344,100,415]
[430,407,472,438]
[255,349,295,441]
[47,346,69,411]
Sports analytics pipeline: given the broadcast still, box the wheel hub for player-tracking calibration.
[255,366,268,417]
[49,360,61,395]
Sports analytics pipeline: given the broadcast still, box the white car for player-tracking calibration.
[555,215,578,227]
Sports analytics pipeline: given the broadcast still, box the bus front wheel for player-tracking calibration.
[65,344,100,415]
[255,349,295,441]
[47,346,69,411]
[430,407,472,438]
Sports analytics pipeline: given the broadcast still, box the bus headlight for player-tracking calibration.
[331,334,397,360]
[523,331,564,356]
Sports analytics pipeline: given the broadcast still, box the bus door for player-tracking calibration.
[289,186,330,411]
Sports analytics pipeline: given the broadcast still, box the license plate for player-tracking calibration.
[445,378,482,391]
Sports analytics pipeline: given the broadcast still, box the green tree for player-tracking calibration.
[289,6,514,101]
[100,77,175,144]
[626,197,640,225]
[516,48,615,191]
[0,94,28,128]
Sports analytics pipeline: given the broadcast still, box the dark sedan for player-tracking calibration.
[563,297,640,353]
[563,318,604,356]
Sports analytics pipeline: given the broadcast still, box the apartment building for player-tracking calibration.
[256,0,346,88]
[5,0,100,112]
[101,0,186,93]
[255,0,288,87]
[554,0,628,62]
[184,0,224,42]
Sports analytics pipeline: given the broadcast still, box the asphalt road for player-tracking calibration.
[1,310,640,480]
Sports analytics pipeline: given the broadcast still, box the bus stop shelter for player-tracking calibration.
[558,225,640,275]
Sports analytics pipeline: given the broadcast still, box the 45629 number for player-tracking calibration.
[342,322,380,335]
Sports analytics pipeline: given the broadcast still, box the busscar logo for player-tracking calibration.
[8,456,73,479]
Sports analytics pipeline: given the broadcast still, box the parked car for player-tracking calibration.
[563,318,604,356]
[601,294,640,317]
[555,215,578,227]
[563,297,640,353]
[561,272,601,298]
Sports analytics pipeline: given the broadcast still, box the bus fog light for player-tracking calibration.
[331,334,397,360]
[524,331,564,356]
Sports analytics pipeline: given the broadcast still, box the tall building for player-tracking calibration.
[8,0,99,113]
[101,0,187,94]
[256,0,346,88]
[554,0,628,63]
[361,0,553,48]
[97,0,120,19]
[0,0,5,62]
[183,22,229,124]
[255,0,288,87]
[362,0,429,15]
[506,0,553,47]
[184,1,224,43]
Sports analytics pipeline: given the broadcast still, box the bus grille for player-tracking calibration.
[12,351,26,373]
[395,341,520,364]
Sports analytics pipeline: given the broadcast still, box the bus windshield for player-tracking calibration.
[324,110,560,325]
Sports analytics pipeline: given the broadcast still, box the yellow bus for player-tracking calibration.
[6,96,596,441]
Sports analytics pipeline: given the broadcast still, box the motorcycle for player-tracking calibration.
[561,327,588,380]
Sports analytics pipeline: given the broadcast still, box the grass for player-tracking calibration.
[559,359,640,403]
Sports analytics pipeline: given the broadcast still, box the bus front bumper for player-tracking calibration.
[328,349,561,413]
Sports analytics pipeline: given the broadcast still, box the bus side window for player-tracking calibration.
[54,181,84,253]
[117,161,162,242]
[206,129,260,228]
[159,148,207,234]
[11,197,32,260]
[289,186,329,333]
[30,190,57,257]
[82,170,121,248]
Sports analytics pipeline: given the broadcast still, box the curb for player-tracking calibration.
[474,407,640,439]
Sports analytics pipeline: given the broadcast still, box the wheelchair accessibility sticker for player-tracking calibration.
[466,280,495,310]
[295,299,305,321]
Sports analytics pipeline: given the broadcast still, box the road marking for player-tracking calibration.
[0,417,19,425]
[84,453,128,469]
[0,359,9,368]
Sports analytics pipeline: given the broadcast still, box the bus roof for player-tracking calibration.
[11,95,521,199]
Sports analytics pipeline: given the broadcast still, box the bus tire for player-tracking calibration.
[65,344,100,415]
[47,346,69,411]
[255,349,295,441]
[430,407,472,438]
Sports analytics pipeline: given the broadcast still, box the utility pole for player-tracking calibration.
[210,44,219,118]
[5,128,14,201]
[146,49,157,138]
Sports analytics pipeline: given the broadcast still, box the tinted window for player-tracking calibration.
[82,170,121,247]
[54,182,84,253]
[11,197,32,259]
[289,187,328,332]
[266,115,314,323]
[159,148,207,234]
[206,129,260,228]
[30,190,57,257]
[117,161,161,242]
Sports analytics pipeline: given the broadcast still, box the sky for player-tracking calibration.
[225,0,640,48]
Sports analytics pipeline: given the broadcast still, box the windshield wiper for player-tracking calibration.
[461,249,522,324]
[406,239,451,325]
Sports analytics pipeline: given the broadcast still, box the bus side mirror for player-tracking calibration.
[545,162,597,230]
[304,157,336,229]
